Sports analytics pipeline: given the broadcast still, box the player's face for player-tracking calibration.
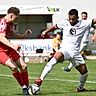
[9,13,19,22]
[81,14,87,20]
[68,15,78,26]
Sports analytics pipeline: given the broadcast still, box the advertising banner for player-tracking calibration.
[10,39,53,55]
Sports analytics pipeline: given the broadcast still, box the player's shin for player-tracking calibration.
[40,57,57,80]
[20,68,29,95]
[78,72,88,89]
[12,71,24,86]
[20,70,29,87]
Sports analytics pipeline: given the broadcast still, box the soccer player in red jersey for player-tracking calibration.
[0,7,31,95]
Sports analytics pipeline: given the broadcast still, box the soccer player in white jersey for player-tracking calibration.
[32,9,96,93]
[64,11,89,72]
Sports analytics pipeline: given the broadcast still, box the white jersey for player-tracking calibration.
[57,19,92,53]
[79,21,91,52]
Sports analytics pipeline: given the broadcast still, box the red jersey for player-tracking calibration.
[0,18,13,51]
[0,18,13,37]
[0,18,20,64]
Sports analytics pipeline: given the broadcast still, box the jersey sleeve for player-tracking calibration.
[86,19,93,27]
[0,19,7,33]
[56,19,68,29]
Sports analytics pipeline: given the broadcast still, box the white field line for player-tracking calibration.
[0,73,96,84]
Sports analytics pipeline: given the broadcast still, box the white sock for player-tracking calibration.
[22,85,27,89]
[68,62,73,69]
[78,73,88,89]
[40,57,57,80]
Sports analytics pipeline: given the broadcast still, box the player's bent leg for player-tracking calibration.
[4,49,29,95]
[40,52,64,80]
[38,57,57,84]
[30,52,64,95]
[5,58,25,87]
[15,57,29,95]
[75,64,88,92]
[32,57,57,95]
[34,58,55,87]
[16,57,29,87]
[34,52,64,86]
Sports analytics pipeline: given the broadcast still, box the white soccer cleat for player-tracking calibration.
[28,84,40,95]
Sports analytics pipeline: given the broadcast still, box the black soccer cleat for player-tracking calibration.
[76,87,87,92]
[22,86,29,95]
[64,67,71,72]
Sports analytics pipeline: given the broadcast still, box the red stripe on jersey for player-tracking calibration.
[0,18,6,33]
[0,18,13,36]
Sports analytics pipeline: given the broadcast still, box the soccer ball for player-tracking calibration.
[24,56,30,63]
[28,84,40,95]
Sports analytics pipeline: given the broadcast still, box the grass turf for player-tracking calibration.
[0,60,96,96]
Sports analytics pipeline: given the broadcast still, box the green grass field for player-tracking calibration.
[0,60,96,96]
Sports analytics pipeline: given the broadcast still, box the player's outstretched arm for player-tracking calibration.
[11,29,32,39]
[41,25,57,37]
[22,29,32,38]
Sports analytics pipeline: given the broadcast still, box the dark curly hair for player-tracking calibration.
[68,9,78,16]
[7,7,20,16]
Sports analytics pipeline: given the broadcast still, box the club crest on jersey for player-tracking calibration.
[69,28,76,35]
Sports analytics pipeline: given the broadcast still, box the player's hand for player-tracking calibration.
[17,46,21,51]
[24,29,32,38]
[14,44,21,51]
[41,31,46,38]
[25,29,32,34]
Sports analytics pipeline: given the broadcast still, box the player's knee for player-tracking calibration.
[76,64,88,75]
[54,52,64,62]
[81,70,88,75]
[80,67,88,75]
[20,64,27,70]
[10,67,18,72]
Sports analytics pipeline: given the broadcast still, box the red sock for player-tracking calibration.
[20,71,29,87]
[12,71,24,87]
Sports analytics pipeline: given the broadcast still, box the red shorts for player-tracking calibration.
[0,47,20,64]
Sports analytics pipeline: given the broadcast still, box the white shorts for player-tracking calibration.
[58,47,85,67]
[79,41,88,52]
